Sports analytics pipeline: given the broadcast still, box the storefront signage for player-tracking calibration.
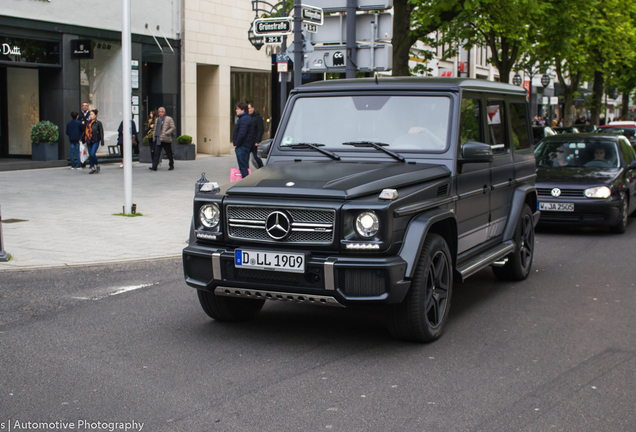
[70,39,93,59]
[0,37,60,66]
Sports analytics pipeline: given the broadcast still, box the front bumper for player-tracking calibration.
[183,244,411,306]
[536,197,622,227]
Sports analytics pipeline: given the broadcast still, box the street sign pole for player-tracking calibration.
[122,0,133,214]
[280,2,287,117]
[293,0,303,88]
[346,0,356,78]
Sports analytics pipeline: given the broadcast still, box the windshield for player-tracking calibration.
[534,140,619,168]
[596,127,636,138]
[280,95,451,152]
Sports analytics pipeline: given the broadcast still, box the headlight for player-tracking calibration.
[355,211,379,238]
[199,203,220,228]
[584,186,611,199]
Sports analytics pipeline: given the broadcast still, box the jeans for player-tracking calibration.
[235,146,251,178]
[70,142,80,167]
[89,142,100,168]
[251,145,263,168]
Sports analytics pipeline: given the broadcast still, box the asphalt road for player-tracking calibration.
[1,224,636,432]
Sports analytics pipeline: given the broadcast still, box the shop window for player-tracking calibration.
[7,67,39,155]
[230,71,272,143]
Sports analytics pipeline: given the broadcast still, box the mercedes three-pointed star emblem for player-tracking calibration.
[265,211,291,240]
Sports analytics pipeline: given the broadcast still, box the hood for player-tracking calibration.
[536,166,620,186]
[224,160,451,199]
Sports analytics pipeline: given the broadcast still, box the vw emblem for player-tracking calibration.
[265,211,291,240]
[551,188,562,197]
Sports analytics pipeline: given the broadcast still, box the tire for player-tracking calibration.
[197,290,265,322]
[610,193,628,234]
[492,204,534,281]
[387,234,453,343]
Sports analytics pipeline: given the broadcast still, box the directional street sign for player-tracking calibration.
[304,23,318,33]
[303,43,392,73]
[253,17,293,36]
[301,4,324,25]
[302,0,392,12]
[308,12,392,44]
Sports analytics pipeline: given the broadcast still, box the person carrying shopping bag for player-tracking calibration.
[83,109,105,174]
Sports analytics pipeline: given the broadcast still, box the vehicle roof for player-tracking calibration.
[540,133,620,141]
[603,121,636,127]
[293,77,528,96]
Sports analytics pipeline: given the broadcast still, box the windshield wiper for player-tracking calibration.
[284,142,341,160]
[342,141,405,162]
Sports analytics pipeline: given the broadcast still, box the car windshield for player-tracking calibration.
[280,95,451,152]
[534,140,619,168]
[596,127,636,138]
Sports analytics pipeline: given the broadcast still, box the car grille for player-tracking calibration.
[227,205,335,244]
[337,269,387,297]
[537,188,583,198]
[184,254,214,285]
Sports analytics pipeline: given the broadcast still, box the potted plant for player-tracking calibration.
[138,134,153,164]
[174,134,196,160]
[31,120,59,161]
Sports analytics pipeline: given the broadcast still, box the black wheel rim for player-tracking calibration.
[425,250,451,329]
[519,213,534,271]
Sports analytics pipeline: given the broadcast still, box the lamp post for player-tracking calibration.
[541,73,551,122]
[512,73,522,86]
[247,22,264,51]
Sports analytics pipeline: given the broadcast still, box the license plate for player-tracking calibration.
[539,202,574,212]
[235,249,305,273]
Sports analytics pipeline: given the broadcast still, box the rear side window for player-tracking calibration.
[487,100,507,153]
[459,98,482,147]
[510,102,531,150]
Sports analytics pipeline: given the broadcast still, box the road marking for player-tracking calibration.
[72,283,155,301]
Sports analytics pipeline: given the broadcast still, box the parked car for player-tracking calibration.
[533,125,557,144]
[534,134,636,233]
[183,77,539,343]
[553,126,580,134]
[596,124,636,148]
[576,124,597,133]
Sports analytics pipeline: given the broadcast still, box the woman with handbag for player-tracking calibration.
[117,119,140,168]
[83,109,105,174]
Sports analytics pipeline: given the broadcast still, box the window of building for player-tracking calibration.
[509,102,531,150]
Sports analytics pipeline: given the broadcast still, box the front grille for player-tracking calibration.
[227,205,336,244]
[184,255,214,284]
[337,269,387,297]
[223,260,324,289]
[537,188,583,198]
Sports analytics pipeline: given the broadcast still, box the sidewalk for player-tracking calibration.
[0,155,238,271]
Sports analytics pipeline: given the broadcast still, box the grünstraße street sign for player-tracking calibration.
[253,17,293,36]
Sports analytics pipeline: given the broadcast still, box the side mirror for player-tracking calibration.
[460,141,494,163]
[257,139,273,160]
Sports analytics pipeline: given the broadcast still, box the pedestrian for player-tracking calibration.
[65,111,83,169]
[248,102,264,169]
[83,109,105,174]
[233,102,252,178]
[144,110,157,161]
[117,118,140,168]
[78,102,91,168]
[150,107,175,171]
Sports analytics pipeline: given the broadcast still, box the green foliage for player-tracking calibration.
[30,120,59,143]
[112,213,144,217]
[142,135,150,146]
[177,135,193,145]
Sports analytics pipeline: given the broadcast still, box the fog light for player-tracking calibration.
[346,243,380,250]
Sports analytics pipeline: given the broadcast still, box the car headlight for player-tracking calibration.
[199,203,220,228]
[584,186,611,199]
[355,211,379,238]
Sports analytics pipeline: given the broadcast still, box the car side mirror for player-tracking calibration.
[257,139,273,160]
[460,141,494,164]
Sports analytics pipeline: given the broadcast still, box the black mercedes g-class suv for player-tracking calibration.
[183,77,539,342]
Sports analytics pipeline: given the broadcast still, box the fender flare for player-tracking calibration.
[503,184,538,241]
[398,208,457,279]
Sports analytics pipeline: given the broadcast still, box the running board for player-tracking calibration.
[214,287,345,307]
[456,241,516,281]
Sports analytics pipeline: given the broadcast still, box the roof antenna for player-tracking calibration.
[375,71,378,85]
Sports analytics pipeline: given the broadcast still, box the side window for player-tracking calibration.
[459,98,482,147]
[620,138,635,164]
[509,102,531,150]
[486,100,508,154]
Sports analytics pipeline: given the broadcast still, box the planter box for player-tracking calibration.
[174,144,196,160]
[31,142,59,161]
[139,145,152,163]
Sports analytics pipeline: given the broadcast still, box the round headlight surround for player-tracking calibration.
[584,186,611,199]
[355,211,379,238]
[199,203,220,228]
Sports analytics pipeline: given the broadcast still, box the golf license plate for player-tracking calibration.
[235,249,305,273]
[539,202,574,212]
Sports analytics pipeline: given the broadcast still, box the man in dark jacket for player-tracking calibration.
[248,102,264,168]
[233,102,253,178]
[66,111,83,169]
